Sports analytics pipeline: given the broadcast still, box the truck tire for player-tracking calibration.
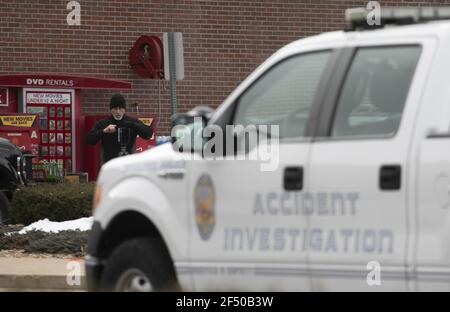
[0,192,10,225]
[100,238,180,292]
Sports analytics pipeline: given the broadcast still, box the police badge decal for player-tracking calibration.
[194,174,216,240]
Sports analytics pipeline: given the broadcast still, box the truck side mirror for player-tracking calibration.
[171,106,214,154]
[171,113,209,154]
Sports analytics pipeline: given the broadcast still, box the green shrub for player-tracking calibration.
[10,183,95,225]
[0,226,89,257]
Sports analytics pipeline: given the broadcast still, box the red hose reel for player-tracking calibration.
[129,35,164,79]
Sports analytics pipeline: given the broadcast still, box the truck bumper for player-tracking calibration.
[85,255,103,291]
[85,221,104,291]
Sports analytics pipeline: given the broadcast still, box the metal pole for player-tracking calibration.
[168,32,177,116]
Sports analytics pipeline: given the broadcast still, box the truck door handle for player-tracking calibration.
[379,165,401,190]
[157,169,185,179]
[284,166,303,191]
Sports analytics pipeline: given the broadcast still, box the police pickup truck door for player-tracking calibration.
[306,42,431,291]
[184,49,338,291]
[414,38,450,291]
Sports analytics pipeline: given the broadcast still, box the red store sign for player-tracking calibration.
[0,74,131,90]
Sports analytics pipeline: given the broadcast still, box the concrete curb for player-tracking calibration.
[0,274,86,291]
[0,257,87,291]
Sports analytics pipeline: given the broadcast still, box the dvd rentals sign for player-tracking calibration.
[26,78,75,87]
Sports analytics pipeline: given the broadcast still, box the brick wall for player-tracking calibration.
[1,0,450,134]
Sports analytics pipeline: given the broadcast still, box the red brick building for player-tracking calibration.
[1,0,449,135]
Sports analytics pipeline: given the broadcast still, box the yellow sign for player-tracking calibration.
[138,118,153,126]
[138,118,155,140]
[0,115,36,127]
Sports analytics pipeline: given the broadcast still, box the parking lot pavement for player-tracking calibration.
[0,256,86,291]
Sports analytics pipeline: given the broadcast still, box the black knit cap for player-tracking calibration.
[110,93,126,109]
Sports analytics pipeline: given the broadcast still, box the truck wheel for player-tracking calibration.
[0,192,10,225]
[100,238,180,292]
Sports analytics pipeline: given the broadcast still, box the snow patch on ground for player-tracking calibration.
[19,217,93,234]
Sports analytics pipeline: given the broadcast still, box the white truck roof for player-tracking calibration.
[212,18,450,124]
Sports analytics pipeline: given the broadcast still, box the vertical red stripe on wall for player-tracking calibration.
[75,89,83,173]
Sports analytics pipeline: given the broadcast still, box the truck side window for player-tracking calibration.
[331,46,421,138]
[233,51,331,138]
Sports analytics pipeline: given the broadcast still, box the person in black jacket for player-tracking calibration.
[86,94,153,164]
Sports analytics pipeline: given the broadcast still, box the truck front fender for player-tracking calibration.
[94,176,189,263]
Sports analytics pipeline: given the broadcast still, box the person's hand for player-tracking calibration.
[103,124,117,134]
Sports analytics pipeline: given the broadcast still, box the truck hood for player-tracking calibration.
[97,143,188,188]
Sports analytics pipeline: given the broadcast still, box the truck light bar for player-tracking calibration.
[345,7,450,30]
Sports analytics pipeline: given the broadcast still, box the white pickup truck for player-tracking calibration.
[86,7,450,291]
